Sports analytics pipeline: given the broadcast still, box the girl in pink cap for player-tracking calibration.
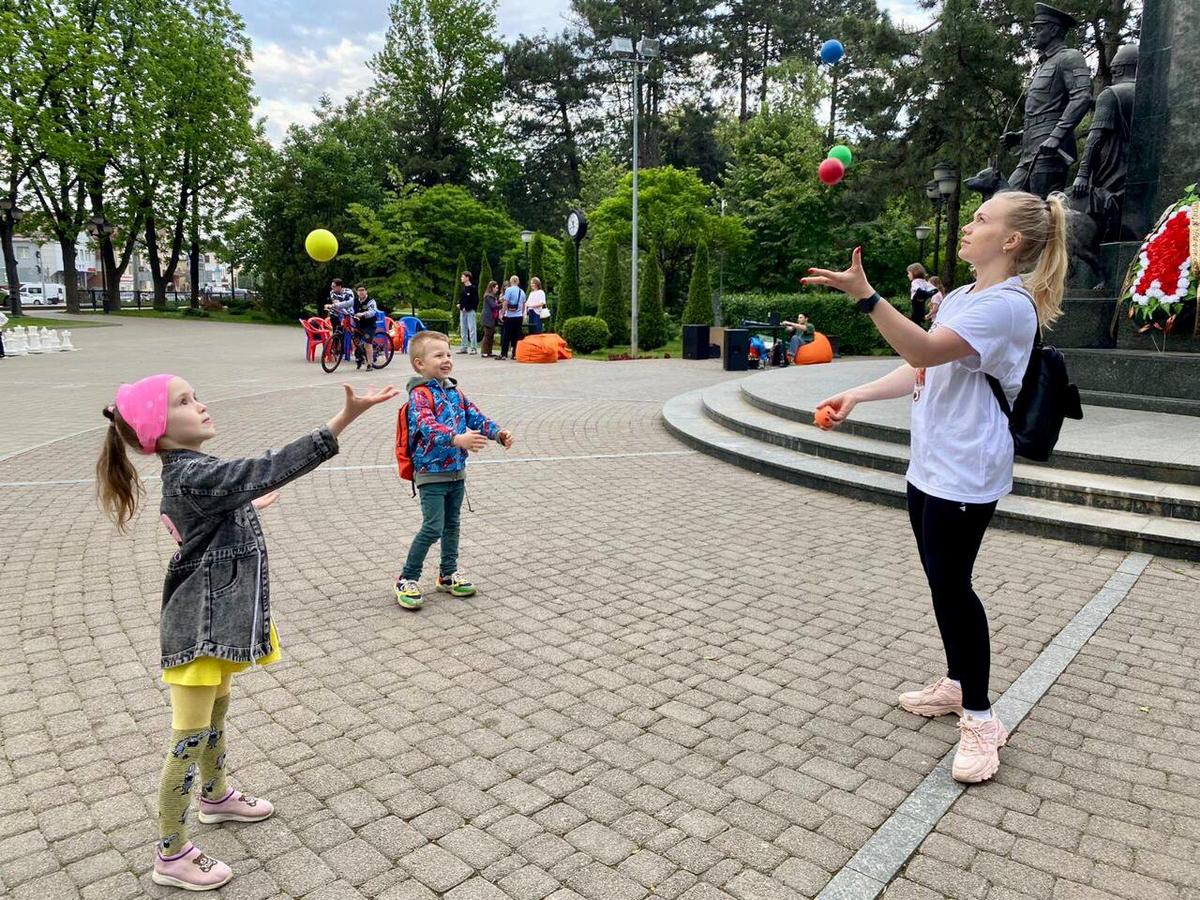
[97,373,396,891]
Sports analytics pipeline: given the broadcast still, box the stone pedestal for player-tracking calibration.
[1122,0,1200,238]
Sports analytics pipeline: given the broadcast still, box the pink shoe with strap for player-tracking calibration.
[152,842,233,891]
[197,788,274,824]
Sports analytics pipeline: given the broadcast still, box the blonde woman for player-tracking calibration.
[525,276,547,335]
[803,191,1067,784]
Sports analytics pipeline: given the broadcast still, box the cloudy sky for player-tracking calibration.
[235,0,931,144]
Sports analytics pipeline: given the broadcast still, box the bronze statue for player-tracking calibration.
[1000,3,1093,198]
[1071,43,1139,242]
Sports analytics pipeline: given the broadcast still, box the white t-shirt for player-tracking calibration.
[906,276,1037,504]
[526,289,546,310]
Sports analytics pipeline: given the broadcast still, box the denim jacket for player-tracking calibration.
[156,427,339,669]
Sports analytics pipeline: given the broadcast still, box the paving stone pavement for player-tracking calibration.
[0,317,1194,899]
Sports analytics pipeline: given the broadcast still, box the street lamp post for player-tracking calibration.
[0,198,26,316]
[520,229,533,283]
[88,214,116,313]
[924,181,945,276]
[914,225,932,266]
[931,162,958,281]
[610,34,660,357]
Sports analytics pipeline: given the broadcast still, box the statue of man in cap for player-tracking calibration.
[1071,43,1139,241]
[1000,3,1094,198]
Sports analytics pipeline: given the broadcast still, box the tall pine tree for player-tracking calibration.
[449,252,468,311]
[479,250,493,293]
[681,241,713,325]
[596,235,628,345]
[636,247,669,351]
[555,234,581,327]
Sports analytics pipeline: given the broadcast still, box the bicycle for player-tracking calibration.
[320,311,394,373]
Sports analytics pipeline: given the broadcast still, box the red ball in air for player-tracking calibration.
[818,158,846,185]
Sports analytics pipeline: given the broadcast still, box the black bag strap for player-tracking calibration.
[985,286,1041,420]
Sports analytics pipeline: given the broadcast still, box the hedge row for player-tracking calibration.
[721,291,913,356]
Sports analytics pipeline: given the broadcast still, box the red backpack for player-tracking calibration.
[395,386,435,486]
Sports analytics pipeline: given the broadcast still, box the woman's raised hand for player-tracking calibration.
[801,247,873,300]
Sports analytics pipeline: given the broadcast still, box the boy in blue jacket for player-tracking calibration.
[396,331,514,609]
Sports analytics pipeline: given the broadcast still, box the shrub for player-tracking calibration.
[561,316,610,354]
[181,307,210,318]
[721,291,913,356]
[417,311,452,335]
[227,307,247,316]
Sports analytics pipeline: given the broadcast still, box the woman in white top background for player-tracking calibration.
[802,190,1067,784]
[525,277,547,335]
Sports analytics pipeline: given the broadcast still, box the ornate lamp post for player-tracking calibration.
[914,225,932,266]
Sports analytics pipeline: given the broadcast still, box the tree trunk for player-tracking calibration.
[739,47,749,122]
[1,219,21,317]
[189,190,200,308]
[61,238,80,314]
[145,214,168,309]
[758,22,771,107]
[100,235,119,312]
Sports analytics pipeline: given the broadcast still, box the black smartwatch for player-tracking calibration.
[856,292,883,314]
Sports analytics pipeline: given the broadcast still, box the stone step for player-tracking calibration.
[663,389,1200,561]
[700,380,1200,522]
[739,367,1200,487]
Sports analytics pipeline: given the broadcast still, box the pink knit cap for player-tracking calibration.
[113,374,176,454]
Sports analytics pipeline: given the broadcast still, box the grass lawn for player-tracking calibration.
[4,315,112,328]
[112,308,292,326]
[577,335,684,361]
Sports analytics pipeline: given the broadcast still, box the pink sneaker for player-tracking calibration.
[898,676,963,717]
[197,788,274,824]
[952,714,1009,783]
[152,842,233,891]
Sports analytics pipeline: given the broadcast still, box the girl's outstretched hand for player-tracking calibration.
[498,430,514,449]
[801,247,874,300]
[342,383,399,416]
[252,490,281,511]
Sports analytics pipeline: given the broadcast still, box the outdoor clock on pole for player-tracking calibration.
[566,209,588,243]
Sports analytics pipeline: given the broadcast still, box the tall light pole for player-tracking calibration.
[914,225,932,266]
[925,180,945,277]
[610,35,659,357]
[88,214,116,313]
[932,162,958,282]
[520,229,533,283]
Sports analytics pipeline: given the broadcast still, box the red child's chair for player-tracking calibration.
[300,317,331,362]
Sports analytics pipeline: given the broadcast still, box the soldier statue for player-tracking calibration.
[1000,3,1093,198]
[1071,43,1139,242]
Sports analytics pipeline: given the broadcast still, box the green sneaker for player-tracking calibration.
[436,572,476,598]
[394,579,424,610]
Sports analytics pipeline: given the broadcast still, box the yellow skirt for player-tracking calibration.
[161,621,281,686]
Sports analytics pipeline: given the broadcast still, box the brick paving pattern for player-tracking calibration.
[0,317,1194,898]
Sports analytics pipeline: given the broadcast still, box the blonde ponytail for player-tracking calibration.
[1004,191,1068,328]
[97,408,144,532]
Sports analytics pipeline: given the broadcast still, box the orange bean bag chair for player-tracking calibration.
[516,333,573,363]
[794,331,833,365]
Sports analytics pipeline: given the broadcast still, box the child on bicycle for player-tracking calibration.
[96,373,396,890]
[395,331,513,609]
[327,285,379,369]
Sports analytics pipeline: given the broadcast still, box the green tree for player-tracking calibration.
[529,232,545,289]
[371,0,503,186]
[590,166,746,313]
[596,235,627,345]
[682,240,712,326]
[555,233,581,326]
[636,247,669,351]
[449,252,467,310]
[479,250,493,294]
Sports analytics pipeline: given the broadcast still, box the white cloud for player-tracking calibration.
[249,34,384,143]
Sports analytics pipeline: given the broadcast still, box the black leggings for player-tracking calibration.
[500,317,522,358]
[906,482,997,711]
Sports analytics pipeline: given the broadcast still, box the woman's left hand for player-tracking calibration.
[252,491,281,511]
[801,247,874,300]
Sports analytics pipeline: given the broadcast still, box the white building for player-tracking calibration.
[11,233,94,286]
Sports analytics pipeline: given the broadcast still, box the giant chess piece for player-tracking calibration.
[999,4,1093,199]
[43,328,61,352]
[60,329,76,351]
[8,325,28,356]
[26,326,43,353]
[1071,44,1139,242]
